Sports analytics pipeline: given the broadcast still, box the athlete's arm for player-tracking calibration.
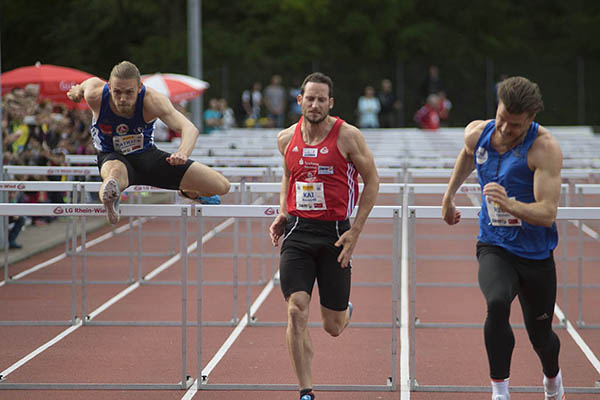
[335,123,380,267]
[442,119,486,225]
[483,128,562,227]
[67,77,105,116]
[269,126,294,246]
[144,89,199,165]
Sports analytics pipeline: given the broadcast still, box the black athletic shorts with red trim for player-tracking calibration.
[96,145,193,189]
[279,215,351,311]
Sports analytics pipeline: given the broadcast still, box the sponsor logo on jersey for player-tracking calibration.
[319,146,329,154]
[302,148,318,158]
[99,124,113,134]
[292,146,299,152]
[318,165,334,175]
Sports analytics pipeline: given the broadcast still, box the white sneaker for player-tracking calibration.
[544,370,565,400]
[101,178,121,224]
[544,385,565,400]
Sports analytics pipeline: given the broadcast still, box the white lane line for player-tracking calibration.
[0,219,141,287]
[144,217,234,281]
[1,253,66,286]
[181,274,276,400]
[0,217,226,380]
[569,220,600,240]
[554,305,600,374]
[0,323,82,380]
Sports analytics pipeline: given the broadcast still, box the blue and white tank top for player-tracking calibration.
[91,84,155,154]
[474,120,558,259]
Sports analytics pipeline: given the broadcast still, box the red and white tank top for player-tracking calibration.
[285,116,358,221]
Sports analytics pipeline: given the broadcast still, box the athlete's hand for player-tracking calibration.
[269,213,287,247]
[441,199,461,225]
[67,85,84,103]
[166,152,189,166]
[334,228,359,268]
[483,182,509,210]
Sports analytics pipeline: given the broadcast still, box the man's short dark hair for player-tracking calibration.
[301,72,333,98]
[497,76,544,115]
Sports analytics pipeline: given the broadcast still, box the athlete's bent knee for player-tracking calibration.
[322,317,345,337]
[486,297,511,319]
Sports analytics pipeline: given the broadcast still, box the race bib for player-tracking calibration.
[113,134,143,155]
[295,181,326,210]
[486,197,522,226]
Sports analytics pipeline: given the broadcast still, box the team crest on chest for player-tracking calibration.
[476,146,488,164]
[319,146,329,154]
[116,124,129,135]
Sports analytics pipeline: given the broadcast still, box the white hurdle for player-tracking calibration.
[1,200,599,394]
[406,206,600,395]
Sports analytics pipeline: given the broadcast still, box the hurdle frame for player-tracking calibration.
[194,204,402,393]
[0,203,195,390]
[407,205,600,395]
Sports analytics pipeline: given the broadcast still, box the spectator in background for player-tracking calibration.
[356,85,381,129]
[219,98,236,130]
[264,74,287,128]
[438,91,453,126]
[242,82,262,127]
[414,93,442,130]
[420,65,444,103]
[287,78,302,124]
[378,78,402,128]
[8,191,25,249]
[203,98,222,134]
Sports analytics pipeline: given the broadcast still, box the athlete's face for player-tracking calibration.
[494,102,534,145]
[299,82,333,124]
[109,77,141,116]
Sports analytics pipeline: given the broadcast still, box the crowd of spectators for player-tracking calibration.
[2,85,95,248]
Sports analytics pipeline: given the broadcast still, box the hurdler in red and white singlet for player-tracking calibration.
[284,116,358,221]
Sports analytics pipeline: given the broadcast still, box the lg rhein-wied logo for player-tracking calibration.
[0,183,26,190]
[46,168,91,175]
[53,206,107,215]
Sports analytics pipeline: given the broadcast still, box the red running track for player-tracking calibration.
[0,193,599,400]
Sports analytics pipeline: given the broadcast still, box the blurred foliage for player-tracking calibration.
[2,0,600,126]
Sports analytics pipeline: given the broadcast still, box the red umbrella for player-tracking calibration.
[141,73,209,103]
[1,62,96,109]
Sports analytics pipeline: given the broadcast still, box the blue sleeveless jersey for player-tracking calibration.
[474,120,558,259]
[90,84,155,154]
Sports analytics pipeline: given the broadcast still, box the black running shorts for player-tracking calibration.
[96,146,193,189]
[279,215,352,311]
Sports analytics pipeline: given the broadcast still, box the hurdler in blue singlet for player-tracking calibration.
[474,120,558,259]
[90,84,155,154]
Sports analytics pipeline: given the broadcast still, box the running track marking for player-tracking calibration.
[0,218,144,287]
[0,215,235,380]
[181,272,277,400]
[554,306,600,373]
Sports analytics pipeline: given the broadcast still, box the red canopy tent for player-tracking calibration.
[1,62,96,109]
